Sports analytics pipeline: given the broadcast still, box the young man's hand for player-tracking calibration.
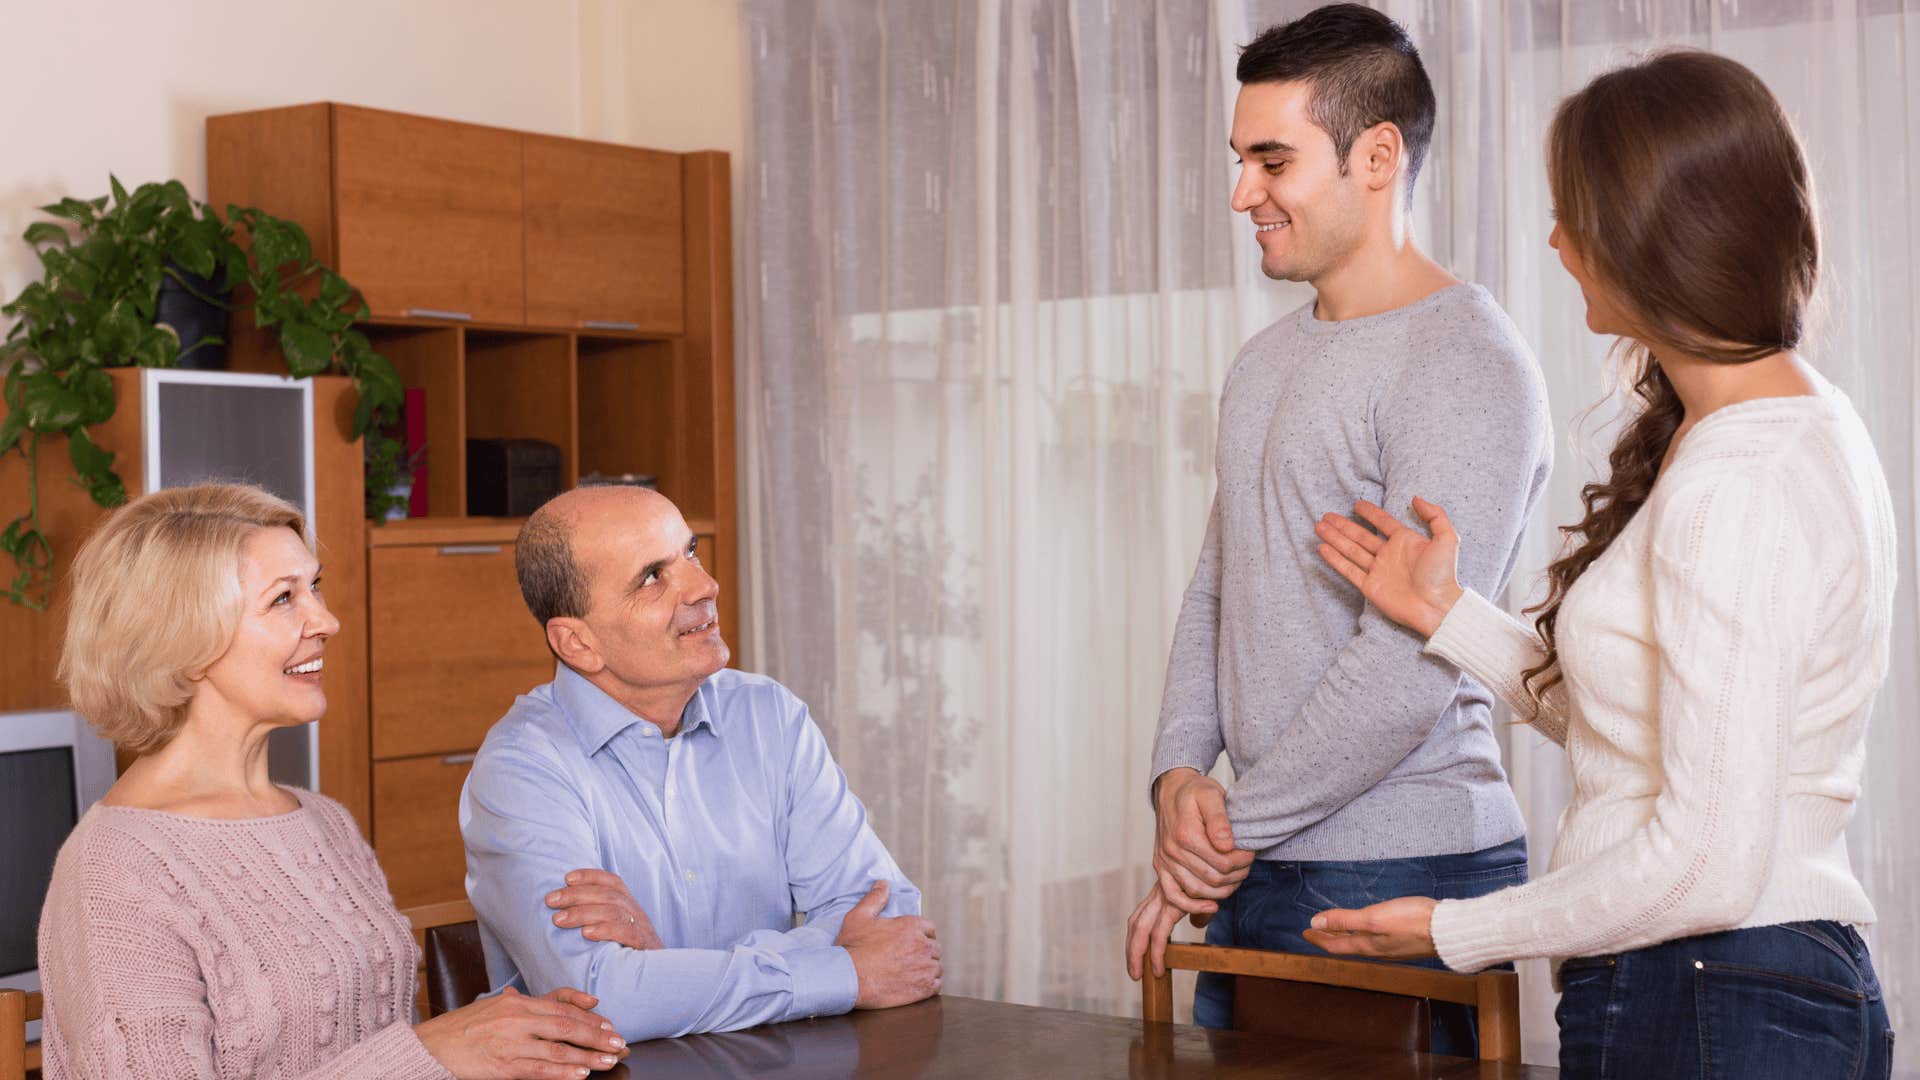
[1152,768,1255,916]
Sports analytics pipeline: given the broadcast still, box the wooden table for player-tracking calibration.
[609,995,1559,1078]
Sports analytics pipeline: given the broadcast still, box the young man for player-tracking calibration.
[1123,4,1551,1053]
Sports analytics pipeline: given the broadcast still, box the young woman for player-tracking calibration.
[39,483,628,1079]
[1305,51,1896,1077]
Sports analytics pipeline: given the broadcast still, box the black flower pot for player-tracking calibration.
[155,263,232,370]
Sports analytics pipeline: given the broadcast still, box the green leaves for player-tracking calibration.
[247,214,310,276]
[2,178,401,606]
[93,298,141,361]
[280,323,333,377]
[0,404,24,457]
[66,425,111,474]
[24,222,70,248]
[39,196,99,226]
[70,365,114,422]
[19,371,84,430]
[68,429,125,507]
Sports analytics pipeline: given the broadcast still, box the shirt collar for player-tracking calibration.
[553,663,720,755]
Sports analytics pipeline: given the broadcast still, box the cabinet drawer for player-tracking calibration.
[369,542,553,759]
[523,135,683,332]
[333,106,526,323]
[373,753,473,909]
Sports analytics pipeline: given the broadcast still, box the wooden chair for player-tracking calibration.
[1143,943,1521,1064]
[399,899,489,1019]
[1,988,42,1080]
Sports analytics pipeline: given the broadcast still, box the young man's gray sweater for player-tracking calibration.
[1152,283,1552,860]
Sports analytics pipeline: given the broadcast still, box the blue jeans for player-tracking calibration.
[1555,920,1894,1079]
[1192,835,1528,1058]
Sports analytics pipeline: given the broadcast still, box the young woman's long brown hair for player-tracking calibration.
[1524,50,1820,705]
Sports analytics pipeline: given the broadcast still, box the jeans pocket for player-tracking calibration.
[1554,957,1614,1077]
[1696,961,1868,1080]
[1433,862,1528,901]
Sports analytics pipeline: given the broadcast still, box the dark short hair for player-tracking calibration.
[515,506,590,628]
[1237,4,1437,195]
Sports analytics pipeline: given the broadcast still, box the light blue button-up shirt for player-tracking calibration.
[460,664,920,1041]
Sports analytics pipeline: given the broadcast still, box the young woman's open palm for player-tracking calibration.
[1313,496,1465,638]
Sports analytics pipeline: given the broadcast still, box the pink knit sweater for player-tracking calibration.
[37,787,452,1079]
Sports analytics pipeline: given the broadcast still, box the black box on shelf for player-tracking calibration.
[467,438,563,516]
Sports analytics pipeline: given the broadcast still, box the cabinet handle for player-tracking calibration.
[581,319,641,332]
[441,753,477,766]
[406,307,473,322]
[437,544,502,556]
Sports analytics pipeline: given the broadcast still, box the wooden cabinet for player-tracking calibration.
[373,753,476,908]
[208,104,526,324]
[523,136,683,333]
[368,538,553,760]
[332,107,526,323]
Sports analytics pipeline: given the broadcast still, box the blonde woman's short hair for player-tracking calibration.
[58,483,309,753]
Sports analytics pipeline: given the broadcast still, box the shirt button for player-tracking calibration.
[685,870,696,882]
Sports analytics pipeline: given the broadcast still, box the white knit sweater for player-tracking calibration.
[1425,379,1893,974]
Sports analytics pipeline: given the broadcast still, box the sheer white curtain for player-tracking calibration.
[739,0,1920,1067]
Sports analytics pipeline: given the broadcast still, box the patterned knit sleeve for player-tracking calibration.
[1424,588,1570,745]
[1429,468,1813,972]
[38,826,225,1078]
[40,822,450,1080]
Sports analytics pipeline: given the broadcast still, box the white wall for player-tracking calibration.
[0,0,585,303]
[581,0,746,161]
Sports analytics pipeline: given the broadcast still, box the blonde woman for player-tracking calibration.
[1306,52,1895,1076]
[38,483,627,1079]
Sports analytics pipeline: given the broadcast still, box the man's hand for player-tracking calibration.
[835,880,942,1009]
[1124,881,1194,981]
[547,868,665,951]
[1152,768,1255,917]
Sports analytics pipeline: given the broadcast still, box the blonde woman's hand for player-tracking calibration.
[1314,498,1465,638]
[415,984,627,1079]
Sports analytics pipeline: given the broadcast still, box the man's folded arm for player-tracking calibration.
[461,740,859,1041]
[775,692,923,949]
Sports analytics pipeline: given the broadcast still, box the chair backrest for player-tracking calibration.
[399,899,489,1018]
[1143,942,1520,1064]
[0,988,43,1080]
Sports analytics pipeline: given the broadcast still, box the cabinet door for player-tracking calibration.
[369,543,553,759]
[523,135,683,332]
[332,106,526,323]
[373,753,473,908]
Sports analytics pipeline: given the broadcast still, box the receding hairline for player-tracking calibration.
[532,483,670,533]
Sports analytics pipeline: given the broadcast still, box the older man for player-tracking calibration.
[461,484,940,1042]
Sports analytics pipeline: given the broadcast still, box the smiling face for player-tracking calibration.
[1230,80,1369,284]
[558,487,729,702]
[193,526,338,728]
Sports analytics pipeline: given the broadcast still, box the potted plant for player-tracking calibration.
[0,178,408,609]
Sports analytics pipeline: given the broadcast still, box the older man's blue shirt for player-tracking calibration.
[460,665,920,1041]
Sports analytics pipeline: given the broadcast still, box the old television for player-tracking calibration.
[0,709,116,1042]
